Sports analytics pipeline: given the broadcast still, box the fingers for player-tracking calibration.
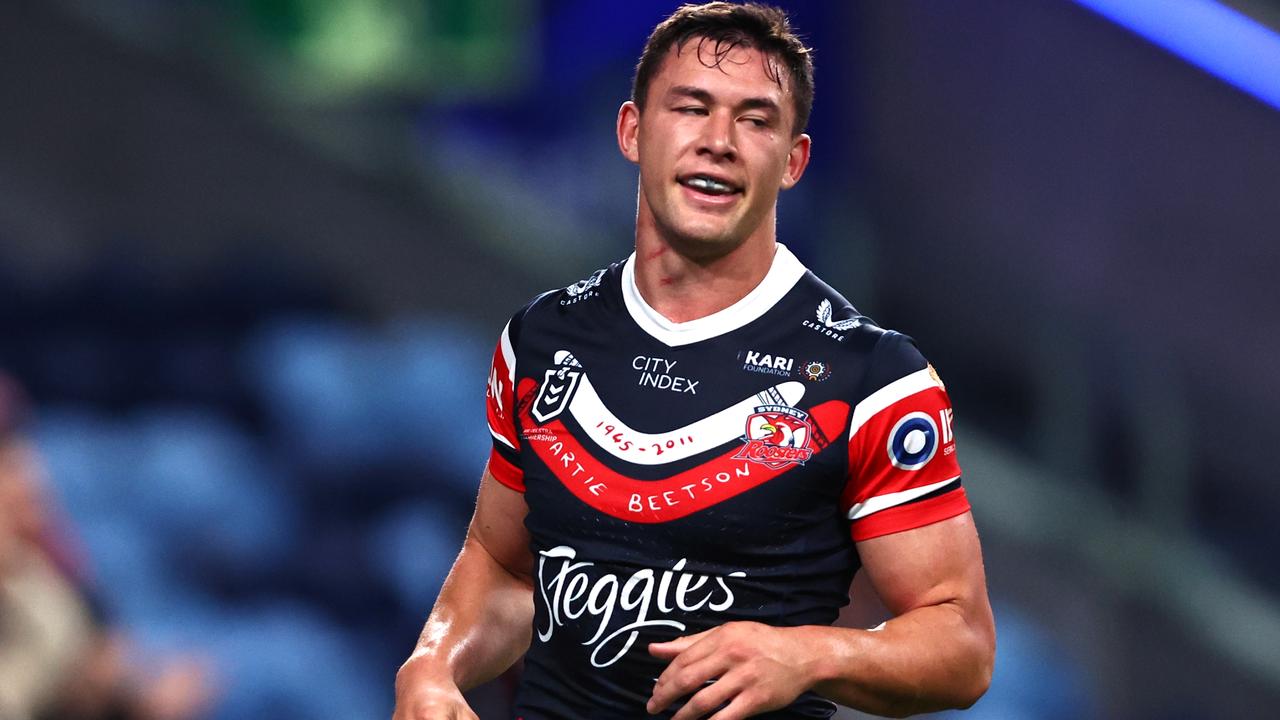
[659,664,783,720]
[705,692,762,720]
[649,643,731,714]
[669,686,735,720]
[648,627,713,659]
[649,623,804,719]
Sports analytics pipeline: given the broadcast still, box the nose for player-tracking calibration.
[697,109,737,161]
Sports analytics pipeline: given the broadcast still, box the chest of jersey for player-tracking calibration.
[511,302,861,565]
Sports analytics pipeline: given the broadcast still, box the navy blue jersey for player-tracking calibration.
[484,245,968,719]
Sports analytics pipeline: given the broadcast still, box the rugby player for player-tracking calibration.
[394,3,995,718]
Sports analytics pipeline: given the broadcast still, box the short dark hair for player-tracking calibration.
[632,2,814,135]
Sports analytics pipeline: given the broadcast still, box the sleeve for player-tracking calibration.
[485,319,524,492]
[840,332,969,542]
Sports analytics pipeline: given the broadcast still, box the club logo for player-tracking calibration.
[733,404,815,469]
[532,350,584,423]
[802,299,861,341]
[887,411,939,470]
[800,360,831,382]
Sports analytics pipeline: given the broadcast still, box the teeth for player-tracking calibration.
[685,176,735,194]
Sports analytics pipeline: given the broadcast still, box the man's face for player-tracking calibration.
[618,40,810,257]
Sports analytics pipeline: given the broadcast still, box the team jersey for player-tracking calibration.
[484,244,969,719]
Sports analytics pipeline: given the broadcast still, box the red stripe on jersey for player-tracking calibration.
[486,340,519,451]
[842,384,961,527]
[850,487,970,542]
[487,451,525,492]
[521,400,849,523]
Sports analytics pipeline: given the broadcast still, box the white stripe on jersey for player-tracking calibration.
[846,475,960,521]
[569,374,806,465]
[490,425,516,449]
[848,368,937,443]
[487,321,518,447]
[500,320,516,385]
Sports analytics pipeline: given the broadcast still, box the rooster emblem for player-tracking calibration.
[735,405,815,469]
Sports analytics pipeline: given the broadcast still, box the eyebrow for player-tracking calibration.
[667,85,781,115]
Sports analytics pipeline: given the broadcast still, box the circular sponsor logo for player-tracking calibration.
[801,360,831,382]
[886,411,938,471]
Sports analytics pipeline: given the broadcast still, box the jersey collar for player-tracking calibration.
[620,243,807,347]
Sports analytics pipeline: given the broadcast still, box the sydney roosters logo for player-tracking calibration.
[733,404,815,469]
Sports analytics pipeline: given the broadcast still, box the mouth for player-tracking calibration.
[677,173,743,197]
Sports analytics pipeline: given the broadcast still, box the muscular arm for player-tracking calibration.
[648,512,995,719]
[393,469,535,717]
[810,511,995,716]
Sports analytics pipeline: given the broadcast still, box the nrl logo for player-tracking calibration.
[532,350,583,424]
[733,404,815,469]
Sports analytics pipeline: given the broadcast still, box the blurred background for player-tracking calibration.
[1,0,1277,718]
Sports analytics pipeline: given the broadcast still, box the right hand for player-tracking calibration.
[392,662,478,720]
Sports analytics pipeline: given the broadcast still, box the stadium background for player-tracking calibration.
[1,0,1278,717]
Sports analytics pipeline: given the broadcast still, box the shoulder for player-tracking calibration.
[502,258,627,346]
[787,268,934,395]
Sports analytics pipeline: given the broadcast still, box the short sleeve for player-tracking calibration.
[840,332,969,541]
[485,320,524,492]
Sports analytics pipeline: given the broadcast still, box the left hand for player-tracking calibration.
[647,622,820,720]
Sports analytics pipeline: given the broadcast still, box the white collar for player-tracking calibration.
[621,243,807,347]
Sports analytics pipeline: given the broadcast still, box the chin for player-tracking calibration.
[667,228,745,260]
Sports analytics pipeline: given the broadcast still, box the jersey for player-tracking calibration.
[484,244,969,719]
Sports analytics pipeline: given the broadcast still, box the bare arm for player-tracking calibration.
[647,512,995,719]
[393,469,535,719]
[810,511,995,715]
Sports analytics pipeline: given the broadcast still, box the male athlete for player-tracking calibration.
[394,3,995,718]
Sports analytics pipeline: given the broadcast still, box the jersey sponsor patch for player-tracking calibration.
[801,298,861,341]
[842,366,962,532]
[561,268,606,306]
[535,545,746,668]
[800,360,831,382]
[632,354,699,394]
[886,411,939,471]
[738,349,795,377]
[927,362,946,391]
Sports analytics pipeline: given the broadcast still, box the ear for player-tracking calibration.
[617,101,641,164]
[780,133,811,190]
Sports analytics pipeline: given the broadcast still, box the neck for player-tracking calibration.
[633,218,779,325]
